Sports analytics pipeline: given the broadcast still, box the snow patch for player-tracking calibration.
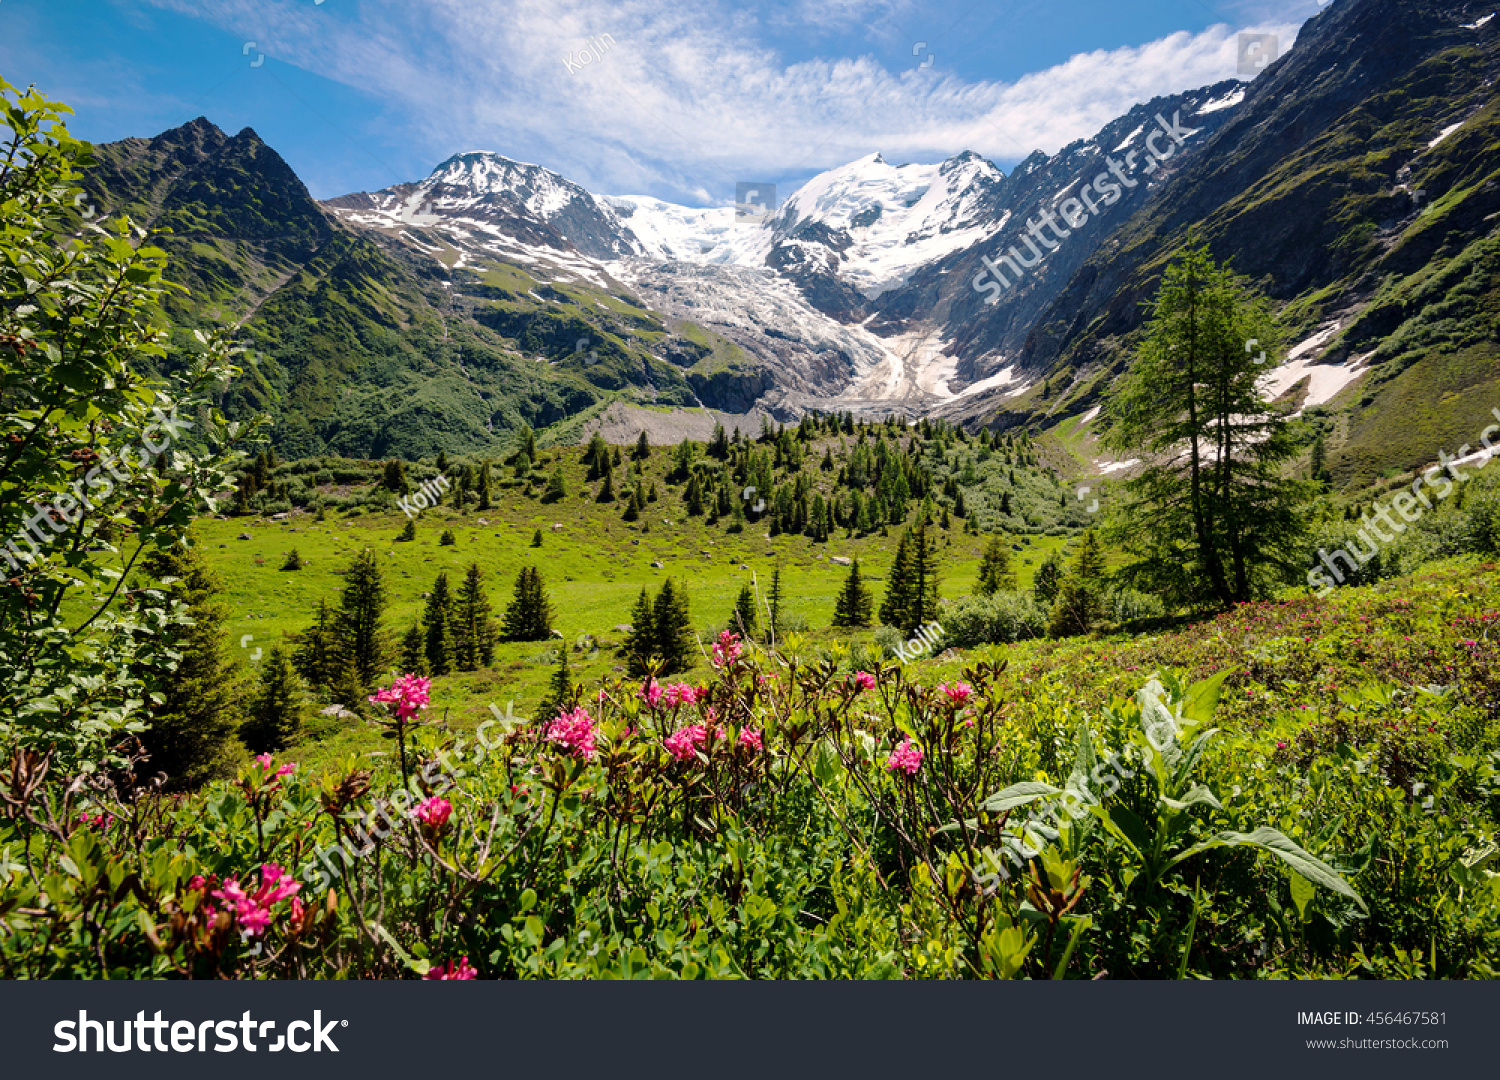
[1096,459,1139,475]
[1428,121,1464,149]
[1196,88,1246,114]
[1463,12,1494,28]
[1111,125,1144,152]
[1078,405,1101,424]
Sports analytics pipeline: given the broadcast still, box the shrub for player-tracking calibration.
[940,591,1046,647]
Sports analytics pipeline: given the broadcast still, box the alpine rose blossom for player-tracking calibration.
[938,681,973,705]
[665,724,708,762]
[885,738,923,777]
[546,707,599,761]
[424,957,478,980]
[852,670,876,691]
[638,678,664,708]
[738,727,763,753]
[212,863,300,937]
[369,674,432,721]
[411,796,453,829]
[712,631,743,668]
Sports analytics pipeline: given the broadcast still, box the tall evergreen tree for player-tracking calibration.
[335,549,391,691]
[399,621,428,676]
[136,543,241,787]
[1033,552,1064,607]
[730,582,760,637]
[653,578,695,675]
[476,458,493,510]
[1104,236,1311,608]
[538,645,574,720]
[767,564,785,634]
[423,572,456,676]
[1049,531,1110,637]
[241,647,306,754]
[634,429,651,461]
[879,521,940,631]
[583,432,609,480]
[453,562,497,669]
[624,587,658,676]
[545,466,567,502]
[500,566,555,642]
[832,560,874,628]
[293,597,337,690]
[975,536,1017,596]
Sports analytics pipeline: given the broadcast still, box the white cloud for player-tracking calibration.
[139,0,1304,203]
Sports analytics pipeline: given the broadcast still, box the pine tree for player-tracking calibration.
[597,465,616,503]
[477,458,493,510]
[382,459,407,492]
[453,562,497,670]
[654,578,695,675]
[1049,531,1109,637]
[531,528,544,547]
[545,467,567,503]
[634,430,651,461]
[423,572,456,676]
[1033,552,1064,607]
[538,646,574,720]
[281,547,303,571]
[398,518,416,542]
[684,473,705,515]
[241,647,306,753]
[294,598,337,690]
[136,543,241,787]
[879,521,939,631]
[767,564,784,634]
[584,432,609,480]
[1311,429,1331,489]
[730,582,759,637]
[500,566,555,642]
[624,587,657,676]
[832,560,874,628]
[975,536,1017,595]
[335,549,391,691]
[399,621,428,676]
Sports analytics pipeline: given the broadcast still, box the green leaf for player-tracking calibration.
[1161,784,1223,813]
[980,781,1061,813]
[1170,827,1366,911]
[1182,669,1229,727]
[1289,869,1316,922]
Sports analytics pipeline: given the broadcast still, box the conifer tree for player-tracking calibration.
[453,562,497,669]
[634,430,651,461]
[879,520,940,631]
[653,578,695,674]
[531,528,544,547]
[624,587,657,676]
[539,645,574,720]
[136,543,241,787]
[583,432,609,480]
[1049,531,1109,637]
[832,560,874,628]
[597,463,616,503]
[730,582,759,637]
[500,566,555,641]
[477,458,493,510]
[767,564,785,634]
[335,549,391,691]
[382,459,407,492]
[1033,552,1064,607]
[294,598,337,690]
[975,536,1017,596]
[423,572,456,676]
[684,473,705,515]
[399,621,428,676]
[241,647,306,754]
[545,467,567,503]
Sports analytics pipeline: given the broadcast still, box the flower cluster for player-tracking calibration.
[255,753,297,778]
[938,681,973,706]
[851,670,876,692]
[712,630,743,668]
[665,723,710,762]
[411,796,453,830]
[369,674,432,721]
[638,678,664,708]
[424,956,478,980]
[664,682,707,707]
[212,863,301,937]
[885,737,923,777]
[546,706,599,761]
[76,812,114,830]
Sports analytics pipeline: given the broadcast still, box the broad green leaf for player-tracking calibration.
[980,781,1061,813]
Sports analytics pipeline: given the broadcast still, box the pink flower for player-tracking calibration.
[212,863,300,938]
[254,753,273,769]
[424,957,478,980]
[885,737,923,777]
[638,678,665,708]
[938,681,973,705]
[369,674,432,722]
[665,723,708,762]
[275,762,296,778]
[712,631,743,668]
[411,796,453,829]
[852,670,876,691]
[662,682,707,707]
[738,728,763,753]
[546,707,599,761]
[1276,740,1287,750]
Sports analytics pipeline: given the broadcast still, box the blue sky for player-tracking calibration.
[0,0,1314,204]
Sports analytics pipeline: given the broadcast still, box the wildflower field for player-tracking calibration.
[4,556,1497,980]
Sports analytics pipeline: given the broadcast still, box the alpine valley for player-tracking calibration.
[83,0,1498,488]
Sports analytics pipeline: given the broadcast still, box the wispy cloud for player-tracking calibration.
[139,0,1305,203]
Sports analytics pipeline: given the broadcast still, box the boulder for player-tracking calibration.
[830,556,853,566]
